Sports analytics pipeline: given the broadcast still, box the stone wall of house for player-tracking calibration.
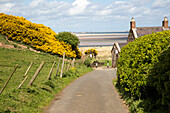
[127,29,135,42]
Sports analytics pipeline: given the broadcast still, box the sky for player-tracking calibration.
[0,0,170,32]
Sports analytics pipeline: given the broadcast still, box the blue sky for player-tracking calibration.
[0,0,170,32]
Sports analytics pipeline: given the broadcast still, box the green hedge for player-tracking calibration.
[146,46,170,112]
[116,30,170,112]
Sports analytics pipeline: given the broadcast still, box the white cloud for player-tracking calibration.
[0,3,15,12]
[30,0,45,7]
[152,0,170,8]
[69,0,90,15]
[98,0,160,17]
[0,0,169,31]
[0,0,19,2]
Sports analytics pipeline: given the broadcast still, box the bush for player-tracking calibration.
[55,32,81,58]
[84,57,91,67]
[116,30,170,112]
[146,46,170,111]
[84,49,98,58]
[55,32,79,48]
[0,13,76,58]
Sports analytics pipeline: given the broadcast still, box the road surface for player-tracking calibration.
[45,67,128,113]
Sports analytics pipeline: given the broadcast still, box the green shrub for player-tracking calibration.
[116,30,170,112]
[146,46,170,111]
[63,68,77,77]
[55,32,82,58]
[56,32,79,48]
[84,57,91,67]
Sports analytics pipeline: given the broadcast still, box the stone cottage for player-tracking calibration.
[111,42,127,68]
[111,17,169,68]
[111,42,121,68]
[127,17,169,42]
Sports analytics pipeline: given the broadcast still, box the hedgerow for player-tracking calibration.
[146,46,170,112]
[116,30,170,112]
[0,13,77,58]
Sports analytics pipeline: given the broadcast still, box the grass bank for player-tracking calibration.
[0,46,92,112]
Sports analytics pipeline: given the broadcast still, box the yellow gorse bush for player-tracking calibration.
[0,13,77,58]
[84,49,98,56]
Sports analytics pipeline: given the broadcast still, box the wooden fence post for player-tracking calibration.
[18,62,34,89]
[56,58,61,77]
[72,58,75,68]
[23,62,33,77]
[60,52,65,78]
[18,74,29,89]
[28,61,45,86]
[66,59,71,71]
[47,61,56,80]
[64,61,67,71]
[0,64,18,95]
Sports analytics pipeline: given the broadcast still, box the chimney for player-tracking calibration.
[130,17,136,29]
[162,17,168,29]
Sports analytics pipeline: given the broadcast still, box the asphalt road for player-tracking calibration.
[45,68,128,113]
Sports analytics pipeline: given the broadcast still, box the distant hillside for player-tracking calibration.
[0,13,77,58]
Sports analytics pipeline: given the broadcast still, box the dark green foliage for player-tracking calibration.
[84,57,91,67]
[55,31,81,58]
[146,46,170,111]
[56,32,79,48]
[116,30,170,112]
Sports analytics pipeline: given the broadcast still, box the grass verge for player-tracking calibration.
[0,47,92,112]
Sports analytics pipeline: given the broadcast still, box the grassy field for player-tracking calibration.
[0,35,93,112]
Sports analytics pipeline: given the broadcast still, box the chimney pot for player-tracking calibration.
[164,17,168,21]
[162,17,168,29]
[131,17,135,21]
[130,17,136,29]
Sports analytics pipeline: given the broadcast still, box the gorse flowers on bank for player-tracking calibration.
[0,13,81,58]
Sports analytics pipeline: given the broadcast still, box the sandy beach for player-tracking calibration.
[76,33,128,47]
[77,32,127,60]
[79,46,113,60]
[76,33,128,39]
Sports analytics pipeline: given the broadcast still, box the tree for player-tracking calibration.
[55,32,79,49]
[55,32,81,58]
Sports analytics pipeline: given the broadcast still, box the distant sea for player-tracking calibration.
[75,32,128,47]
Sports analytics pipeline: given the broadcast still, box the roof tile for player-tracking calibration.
[136,27,163,37]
